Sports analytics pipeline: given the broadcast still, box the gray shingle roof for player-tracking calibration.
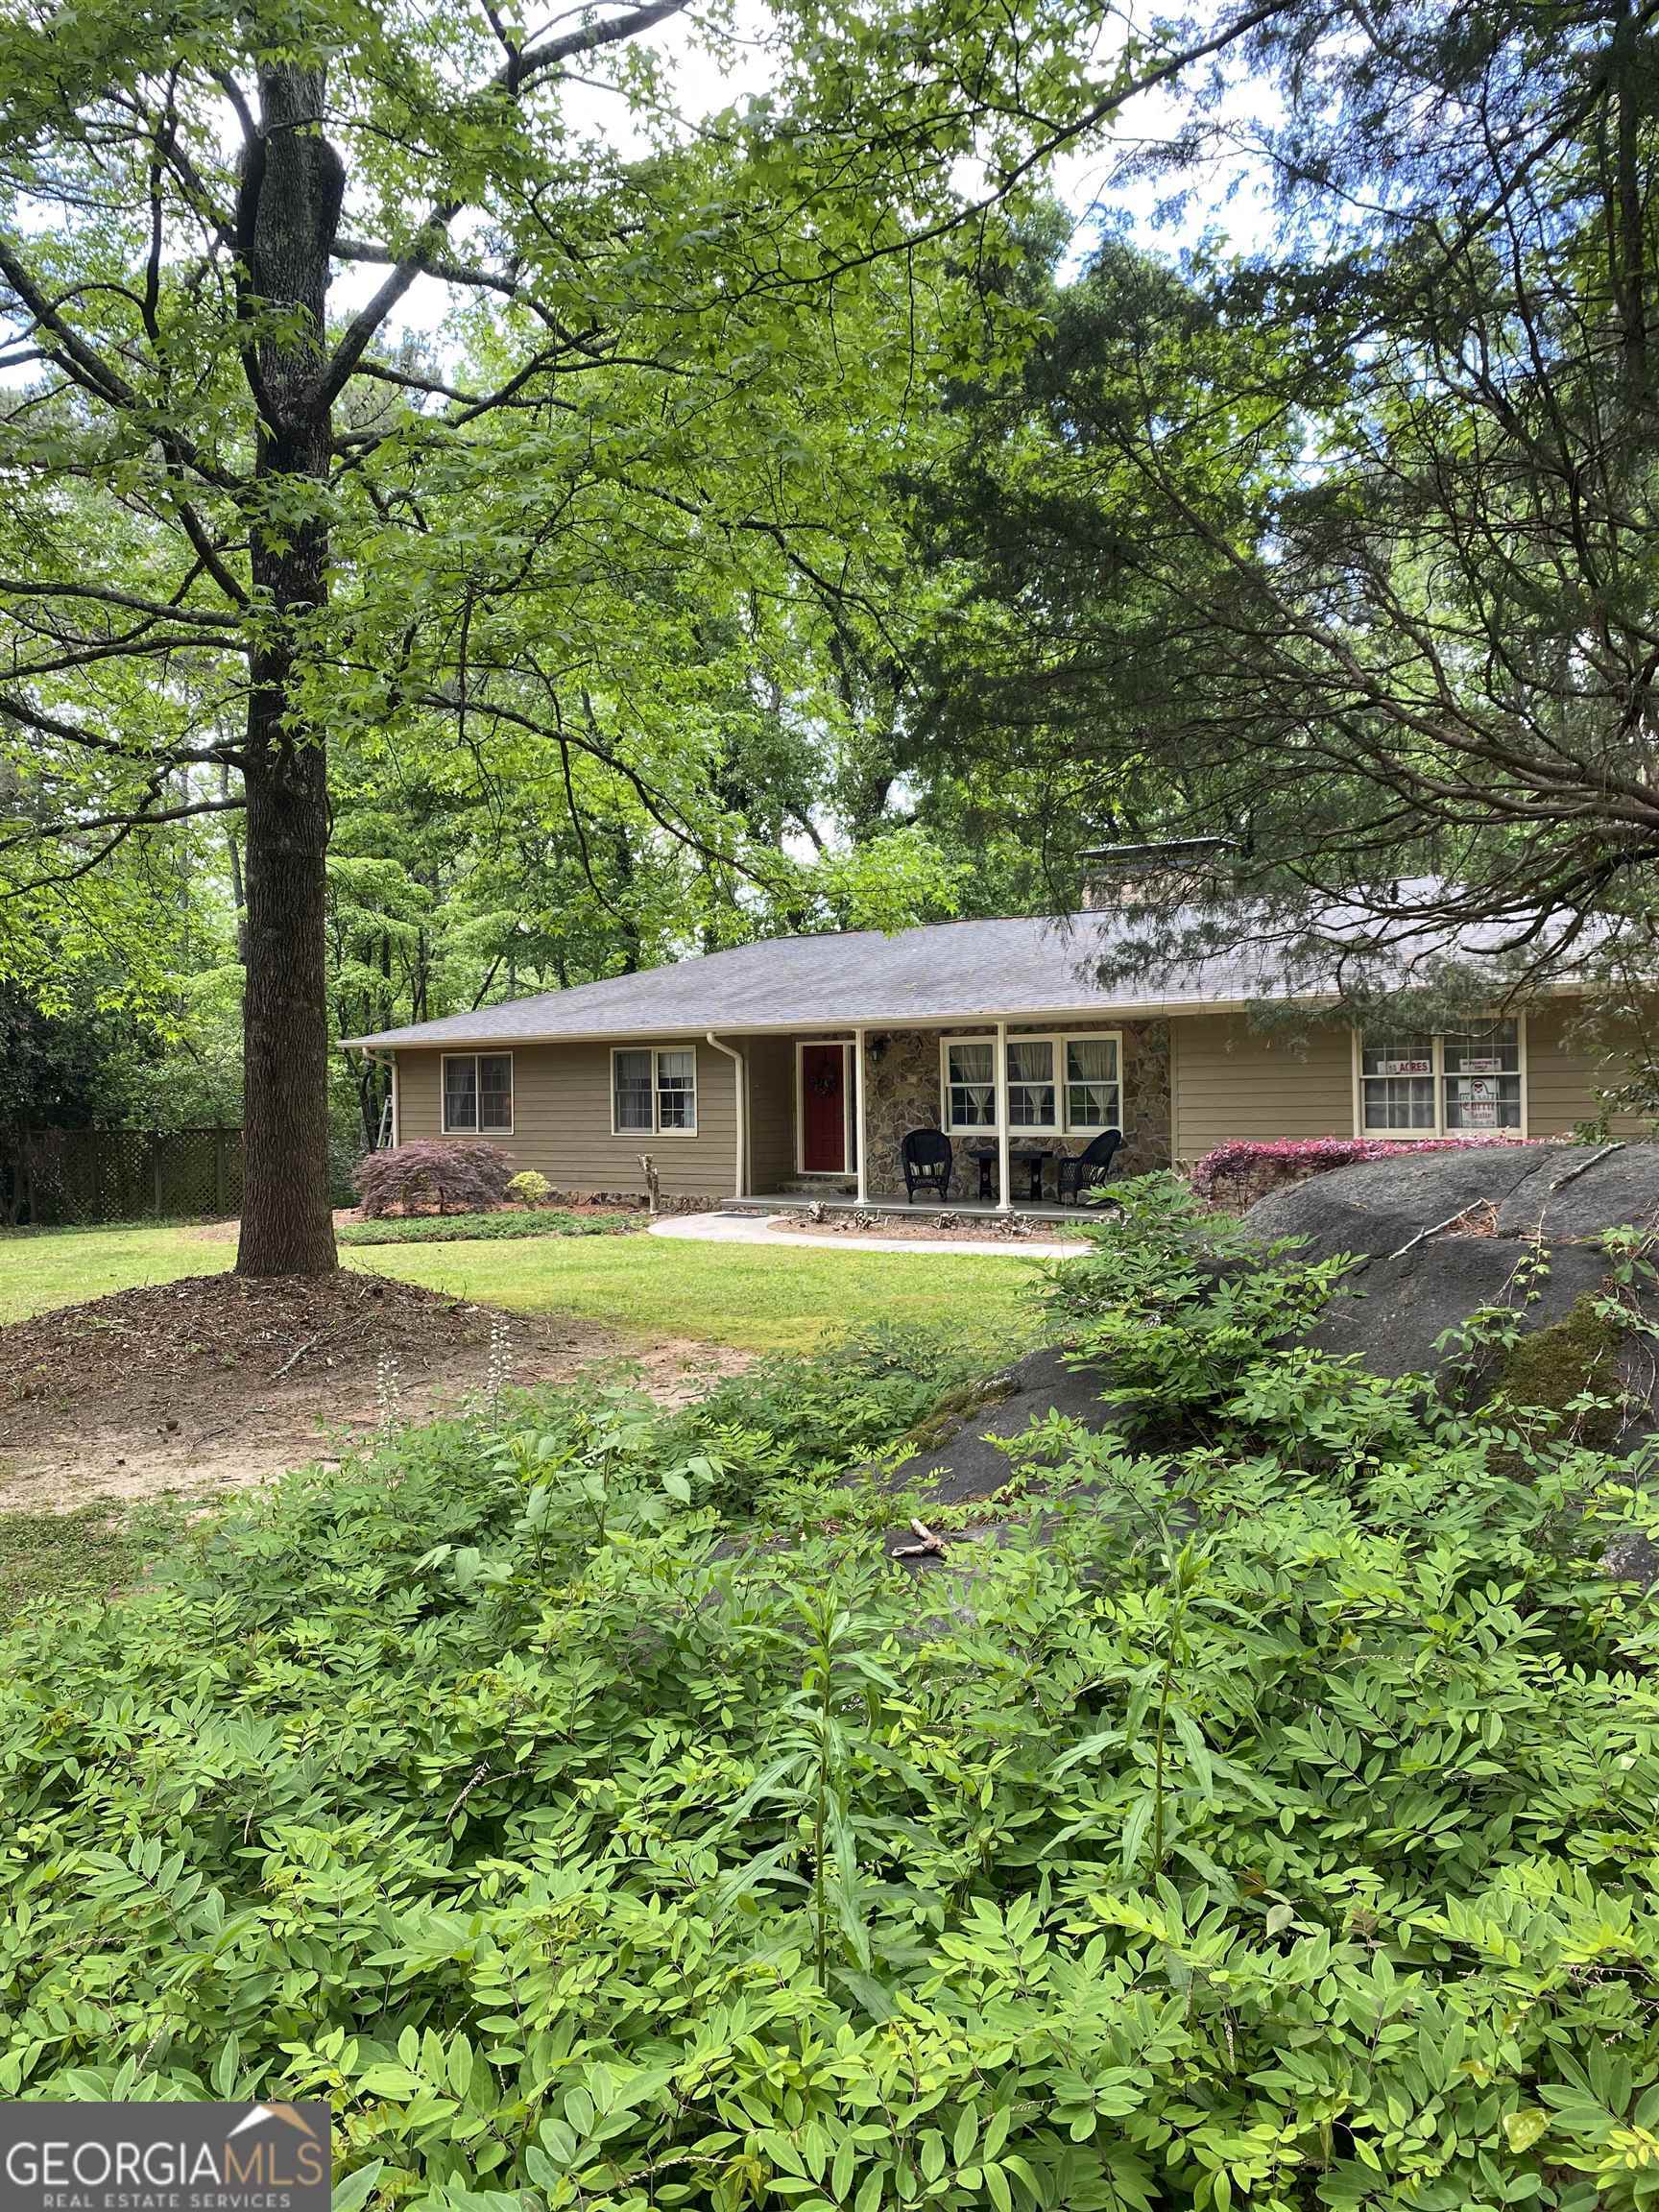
[342,912,1235,1048]
[340,894,1586,1051]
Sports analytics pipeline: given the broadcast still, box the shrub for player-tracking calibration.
[351,1138,514,1217]
[1190,1130,1543,1209]
[506,1168,553,1208]
[338,1207,635,1246]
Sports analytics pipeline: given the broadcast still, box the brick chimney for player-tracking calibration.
[1080,837,1238,911]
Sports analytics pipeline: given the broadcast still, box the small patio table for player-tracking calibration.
[962,1141,1056,1204]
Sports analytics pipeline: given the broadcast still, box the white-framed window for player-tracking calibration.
[1065,1036,1121,1133]
[1356,1019,1526,1137]
[1006,1039,1058,1128]
[442,1051,514,1135]
[612,1046,698,1136]
[941,1033,1122,1135]
[943,1040,997,1129]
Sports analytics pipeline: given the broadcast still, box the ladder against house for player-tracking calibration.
[375,1095,395,1150]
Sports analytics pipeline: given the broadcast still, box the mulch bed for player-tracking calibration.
[773,1212,1086,1243]
[0,1271,751,1512]
[0,1270,503,1416]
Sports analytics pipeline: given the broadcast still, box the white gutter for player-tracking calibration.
[337,998,1301,1053]
[705,1031,746,1199]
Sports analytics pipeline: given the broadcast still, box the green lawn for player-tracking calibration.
[0,1499,204,1623]
[0,1220,1046,1355]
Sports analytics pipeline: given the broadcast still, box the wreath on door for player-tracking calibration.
[808,1066,840,1097]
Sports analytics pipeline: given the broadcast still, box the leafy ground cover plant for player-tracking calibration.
[659,1324,1000,1511]
[3,1243,1658,2211]
[352,1141,515,1219]
[339,1209,636,1246]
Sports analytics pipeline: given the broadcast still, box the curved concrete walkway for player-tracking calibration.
[648,1211,1087,1260]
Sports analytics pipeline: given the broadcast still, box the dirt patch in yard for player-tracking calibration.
[0,1271,749,1512]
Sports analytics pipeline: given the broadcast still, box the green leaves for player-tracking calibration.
[3,1303,1659,2208]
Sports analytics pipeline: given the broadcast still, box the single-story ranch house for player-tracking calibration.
[343,911,1651,1211]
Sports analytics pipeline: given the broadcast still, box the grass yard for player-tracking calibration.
[0,1499,204,1622]
[0,1219,1043,1355]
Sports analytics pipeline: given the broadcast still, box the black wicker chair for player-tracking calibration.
[1054,1128,1124,1206]
[901,1127,953,1204]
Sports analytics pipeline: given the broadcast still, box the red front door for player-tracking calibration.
[801,1045,847,1172]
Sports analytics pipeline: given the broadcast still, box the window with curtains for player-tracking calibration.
[943,1040,997,1129]
[442,1052,514,1134]
[1358,1021,1523,1135]
[612,1046,698,1135]
[942,1034,1122,1134]
[1005,1040,1057,1128]
[1065,1036,1120,1131]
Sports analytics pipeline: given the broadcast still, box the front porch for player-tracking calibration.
[740,1018,1170,1213]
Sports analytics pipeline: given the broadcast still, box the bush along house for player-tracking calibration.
[342,908,1655,1214]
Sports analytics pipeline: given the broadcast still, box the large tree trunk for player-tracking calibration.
[240,735,338,1272]
[234,61,344,1277]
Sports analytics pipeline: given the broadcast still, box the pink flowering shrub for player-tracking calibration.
[353,1139,515,1218]
[1190,1133,1546,1211]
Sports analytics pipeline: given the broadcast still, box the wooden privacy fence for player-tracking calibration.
[1,1127,245,1227]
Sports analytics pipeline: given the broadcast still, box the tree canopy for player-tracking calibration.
[908,0,1659,1016]
[9,0,1657,1219]
[0,0,1288,1262]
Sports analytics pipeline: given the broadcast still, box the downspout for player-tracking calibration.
[358,1046,397,1148]
[706,1032,745,1199]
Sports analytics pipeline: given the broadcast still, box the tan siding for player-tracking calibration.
[1172,1014,1354,1161]
[1525,1000,1652,1138]
[745,1037,798,1190]
[394,1041,738,1199]
[1173,998,1656,1160]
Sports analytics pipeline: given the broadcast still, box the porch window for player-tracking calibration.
[943,1033,1123,1134]
[1005,1040,1057,1129]
[443,1052,514,1135]
[1358,1021,1524,1136]
[944,1041,997,1129]
[613,1046,698,1135]
[1065,1036,1120,1132]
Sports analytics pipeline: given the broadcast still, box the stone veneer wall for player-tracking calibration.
[859,1022,1171,1199]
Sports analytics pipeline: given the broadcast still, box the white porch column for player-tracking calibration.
[995,1019,1012,1214]
[854,1026,869,1205]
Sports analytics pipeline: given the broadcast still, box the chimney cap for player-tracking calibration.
[1080,835,1238,864]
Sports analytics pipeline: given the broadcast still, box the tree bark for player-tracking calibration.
[234,60,344,1276]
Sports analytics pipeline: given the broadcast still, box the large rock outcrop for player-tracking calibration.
[1245,1142,1659,1425]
